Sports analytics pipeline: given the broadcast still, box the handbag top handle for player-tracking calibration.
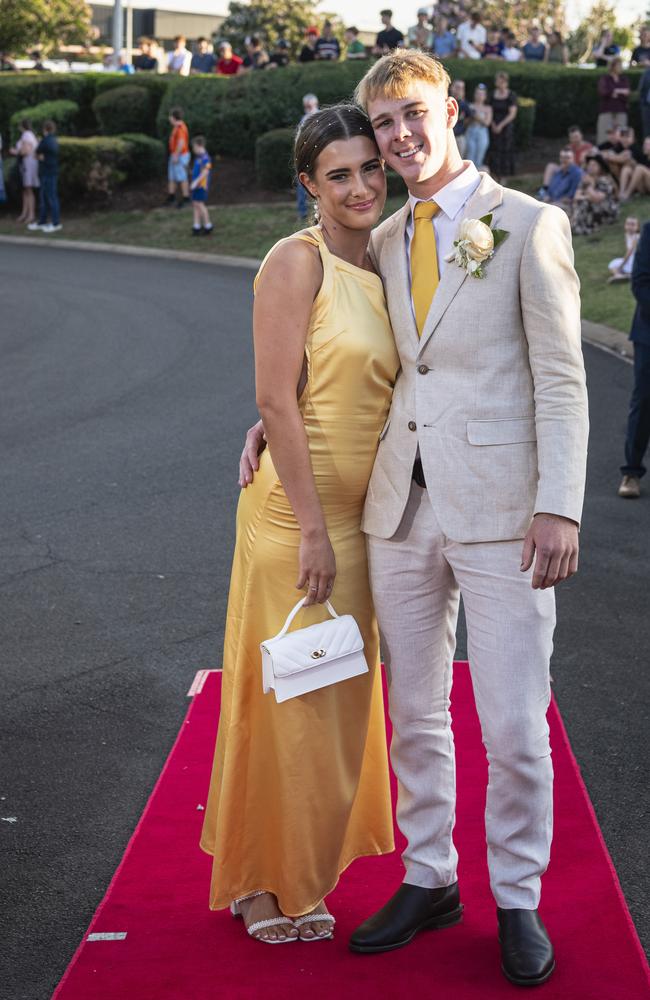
[268,597,339,643]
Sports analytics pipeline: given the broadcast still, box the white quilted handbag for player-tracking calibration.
[260,598,368,703]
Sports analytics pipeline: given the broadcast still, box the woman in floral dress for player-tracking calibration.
[571,154,619,236]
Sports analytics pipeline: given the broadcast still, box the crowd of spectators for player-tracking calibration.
[122,14,650,78]
[534,121,650,245]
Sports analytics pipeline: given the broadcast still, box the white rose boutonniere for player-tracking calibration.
[446,213,509,279]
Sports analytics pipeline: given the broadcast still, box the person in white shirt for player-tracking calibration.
[456,9,486,59]
[407,8,434,50]
[167,35,192,76]
[502,30,523,62]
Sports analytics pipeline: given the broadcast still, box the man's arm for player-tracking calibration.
[519,204,589,588]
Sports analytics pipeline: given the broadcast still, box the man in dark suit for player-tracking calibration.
[619,221,650,497]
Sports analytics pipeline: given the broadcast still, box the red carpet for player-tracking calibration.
[53,664,649,1000]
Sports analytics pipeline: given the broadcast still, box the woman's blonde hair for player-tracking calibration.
[354,49,450,110]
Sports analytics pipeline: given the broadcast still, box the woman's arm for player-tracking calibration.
[253,239,335,605]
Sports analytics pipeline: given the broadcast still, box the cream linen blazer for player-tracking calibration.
[362,172,589,543]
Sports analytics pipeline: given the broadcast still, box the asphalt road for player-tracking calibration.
[1,245,648,999]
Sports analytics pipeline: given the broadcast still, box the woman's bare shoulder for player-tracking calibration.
[257,233,323,296]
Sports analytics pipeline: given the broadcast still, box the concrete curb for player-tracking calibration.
[0,234,634,362]
[581,318,632,363]
[0,234,260,270]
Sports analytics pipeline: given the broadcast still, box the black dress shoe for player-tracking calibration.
[349,882,462,954]
[497,908,555,986]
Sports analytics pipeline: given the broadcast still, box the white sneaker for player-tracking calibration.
[42,224,62,233]
[27,222,44,231]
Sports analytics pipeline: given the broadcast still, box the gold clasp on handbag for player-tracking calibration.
[311,649,326,659]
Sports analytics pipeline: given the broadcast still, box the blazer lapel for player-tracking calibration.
[417,174,504,356]
[379,203,419,350]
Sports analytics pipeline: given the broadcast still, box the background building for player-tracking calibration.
[90,0,226,46]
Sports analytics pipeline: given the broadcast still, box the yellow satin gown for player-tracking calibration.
[200,227,399,917]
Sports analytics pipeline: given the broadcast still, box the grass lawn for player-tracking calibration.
[0,185,646,333]
[572,214,641,333]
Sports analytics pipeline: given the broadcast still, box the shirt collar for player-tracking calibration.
[408,161,481,223]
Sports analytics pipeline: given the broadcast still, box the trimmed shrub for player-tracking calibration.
[57,136,131,199]
[514,96,536,149]
[211,63,370,159]
[155,75,231,151]
[255,127,294,190]
[0,73,98,139]
[93,85,153,136]
[0,63,644,166]
[93,73,168,126]
[119,132,166,179]
[161,62,540,164]
[10,100,79,141]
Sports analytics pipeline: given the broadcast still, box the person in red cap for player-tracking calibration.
[299,27,319,62]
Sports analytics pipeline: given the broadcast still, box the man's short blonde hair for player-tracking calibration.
[354,49,451,110]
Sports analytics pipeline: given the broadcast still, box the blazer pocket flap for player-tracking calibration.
[466,417,536,446]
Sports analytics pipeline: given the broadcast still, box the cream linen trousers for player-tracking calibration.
[367,481,556,910]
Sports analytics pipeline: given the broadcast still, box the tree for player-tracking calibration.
[479,0,567,36]
[566,0,618,63]
[217,0,342,57]
[0,0,91,57]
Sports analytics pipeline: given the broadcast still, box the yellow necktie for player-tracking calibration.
[411,201,440,337]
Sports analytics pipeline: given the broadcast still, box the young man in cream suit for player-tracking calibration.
[346,51,588,985]
[240,51,588,985]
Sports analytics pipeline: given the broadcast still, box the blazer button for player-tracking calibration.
[408,420,417,431]
[417,364,430,375]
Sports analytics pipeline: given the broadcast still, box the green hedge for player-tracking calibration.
[56,134,164,198]
[93,85,154,135]
[0,73,100,139]
[513,96,535,148]
[155,75,231,151]
[119,132,166,179]
[255,127,294,190]
[10,99,79,141]
[57,136,131,199]
[0,63,645,164]
[442,60,643,139]
[93,73,168,129]
[0,72,169,143]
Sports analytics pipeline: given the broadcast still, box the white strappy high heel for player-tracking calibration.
[293,911,336,941]
[230,891,298,944]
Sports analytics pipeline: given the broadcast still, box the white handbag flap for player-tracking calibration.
[261,614,364,678]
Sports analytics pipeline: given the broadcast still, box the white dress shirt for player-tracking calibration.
[405,160,482,289]
[456,21,486,59]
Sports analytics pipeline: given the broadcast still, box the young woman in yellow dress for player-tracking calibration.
[200,105,399,943]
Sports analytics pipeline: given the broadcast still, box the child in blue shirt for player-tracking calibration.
[190,136,213,235]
